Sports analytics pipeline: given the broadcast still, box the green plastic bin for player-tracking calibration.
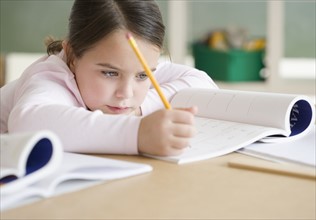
[192,43,265,82]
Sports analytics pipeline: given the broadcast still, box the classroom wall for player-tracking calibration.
[1,0,315,58]
[0,0,73,53]
[188,1,267,47]
[187,1,315,58]
[284,1,315,58]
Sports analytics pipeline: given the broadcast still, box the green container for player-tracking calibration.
[192,43,265,82]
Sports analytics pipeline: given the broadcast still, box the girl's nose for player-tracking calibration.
[115,80,134,99]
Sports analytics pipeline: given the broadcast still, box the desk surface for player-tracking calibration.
[1,153,315,219]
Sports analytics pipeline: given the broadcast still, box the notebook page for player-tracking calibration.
[239,126,316,167]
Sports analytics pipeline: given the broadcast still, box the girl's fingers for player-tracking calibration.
[171,110,195,124]
[138,108,198,156]
[171,124,196,138]
[169,136,191,150]
[175,106,198,115]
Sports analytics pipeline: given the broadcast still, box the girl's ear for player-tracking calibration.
[62,40,76,73]
[62,40,68,52]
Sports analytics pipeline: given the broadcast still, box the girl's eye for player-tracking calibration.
[102,71,119,77]
[136,73,148,81]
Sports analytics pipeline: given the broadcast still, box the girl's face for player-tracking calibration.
[69,29,160,115]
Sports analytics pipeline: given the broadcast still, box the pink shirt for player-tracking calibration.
[0,51,218,154]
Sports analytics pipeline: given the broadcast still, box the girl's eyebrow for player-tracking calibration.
[96,63,121,71]
[97,63,156,74]
[138,68,156,75]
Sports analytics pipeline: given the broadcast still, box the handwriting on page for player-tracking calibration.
[184,117,282,157]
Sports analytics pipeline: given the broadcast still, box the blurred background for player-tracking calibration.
[0,0,315,97]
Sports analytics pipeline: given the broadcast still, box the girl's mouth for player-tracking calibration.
[106,105,132,114]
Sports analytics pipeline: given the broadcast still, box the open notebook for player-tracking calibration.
[146,88,315,164]
[0,131,152,211]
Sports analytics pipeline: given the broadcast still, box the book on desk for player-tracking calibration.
[147,88,315,164]
[0,130,152,211]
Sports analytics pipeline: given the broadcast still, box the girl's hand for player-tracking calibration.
[137,107,198,156]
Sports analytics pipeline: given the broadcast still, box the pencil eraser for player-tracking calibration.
[126,32,132,40]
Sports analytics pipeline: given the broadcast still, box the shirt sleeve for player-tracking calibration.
[9,103,141,154]
[7,61,140,155]
[140,62,218,115]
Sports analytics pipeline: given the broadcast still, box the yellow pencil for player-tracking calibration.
[126,33,172,110]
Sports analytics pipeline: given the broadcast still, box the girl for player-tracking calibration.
[0,0,218,156]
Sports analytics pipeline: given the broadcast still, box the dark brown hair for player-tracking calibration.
[46,0,165,65]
